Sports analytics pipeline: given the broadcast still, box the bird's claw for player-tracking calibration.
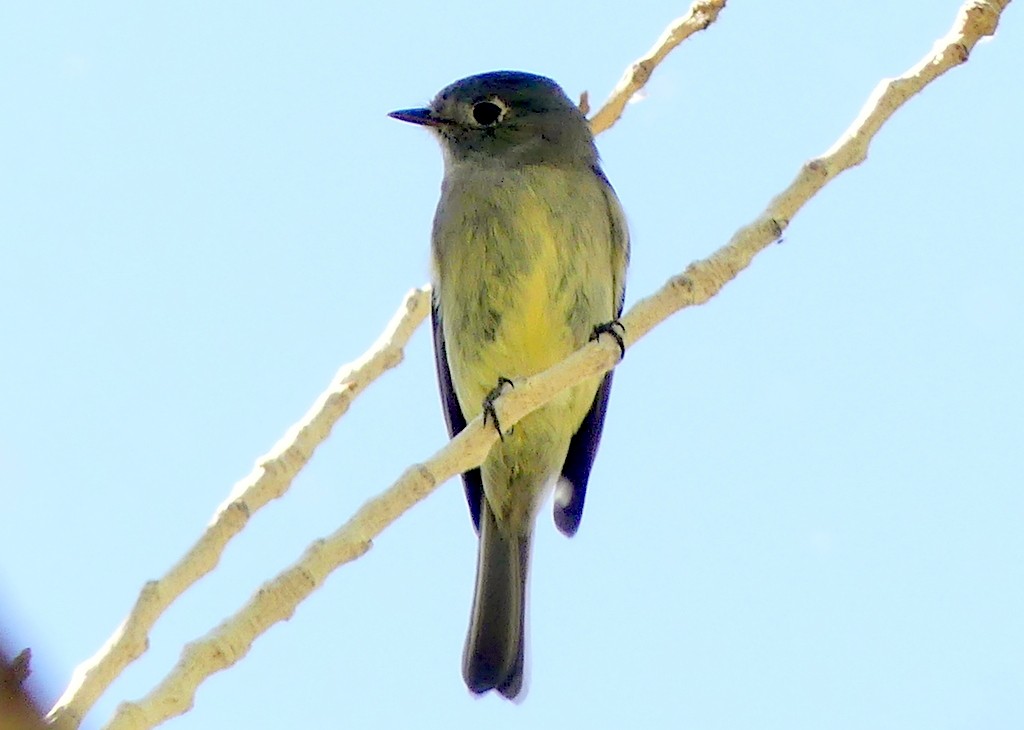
[482,377,515,440]
[590,320,626,360]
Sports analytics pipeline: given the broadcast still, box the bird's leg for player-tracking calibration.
[590,319,626,360]
[482,376,515,440]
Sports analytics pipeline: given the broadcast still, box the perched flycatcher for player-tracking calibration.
[390,71,629,699]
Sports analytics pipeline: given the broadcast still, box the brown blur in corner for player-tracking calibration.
[1,645,46,730]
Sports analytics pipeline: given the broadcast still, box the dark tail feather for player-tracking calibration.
[462,500,530,700]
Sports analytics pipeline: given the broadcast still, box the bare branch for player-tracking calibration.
[589,0,728,135]
[47,288,430,729]
[99,1,1011,727]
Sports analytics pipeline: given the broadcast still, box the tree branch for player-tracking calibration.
[47,288,429,729]
[589,0,727,134]
[98,1,1011,728]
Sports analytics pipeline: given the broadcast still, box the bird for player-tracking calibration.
[389,70,629,699]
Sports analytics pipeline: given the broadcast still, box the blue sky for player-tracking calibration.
[2,1,1022,728]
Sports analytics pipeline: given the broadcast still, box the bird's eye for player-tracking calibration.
[472,101,503,126]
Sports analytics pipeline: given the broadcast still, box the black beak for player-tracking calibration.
[388,107,443,127]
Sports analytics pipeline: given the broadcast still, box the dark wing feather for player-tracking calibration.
[432,297,484,532]
[554,371,614,536]
[554,164,629,537]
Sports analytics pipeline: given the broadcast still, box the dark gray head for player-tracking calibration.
[389,71,598,168]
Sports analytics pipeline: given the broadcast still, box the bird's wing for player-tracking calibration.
[432,295,485,532]
[555,371,615,537]
[553,167,630,537]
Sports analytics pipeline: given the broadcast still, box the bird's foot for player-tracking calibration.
[590,319,626,360]
[482,377,515,440]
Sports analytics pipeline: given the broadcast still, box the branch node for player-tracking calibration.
[220,499,251,524]
[670,273,695,294]
[411,463,438,494]
[632,60,654,86]
[138,580,160,604]
[805,158,829,177]
[578,90,590,115]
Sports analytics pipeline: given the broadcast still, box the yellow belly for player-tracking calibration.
[433,163,620,522]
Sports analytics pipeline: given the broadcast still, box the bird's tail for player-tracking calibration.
[462,499,530,700]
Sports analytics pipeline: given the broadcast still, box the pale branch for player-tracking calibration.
[47,288,430,729]
[98,1,1011,728]
[49,7,710,726]
[620,0,1011,348]
[589,0,727,135]
[102,335,628,730]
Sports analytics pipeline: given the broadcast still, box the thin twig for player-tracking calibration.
[589,0,728,134]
